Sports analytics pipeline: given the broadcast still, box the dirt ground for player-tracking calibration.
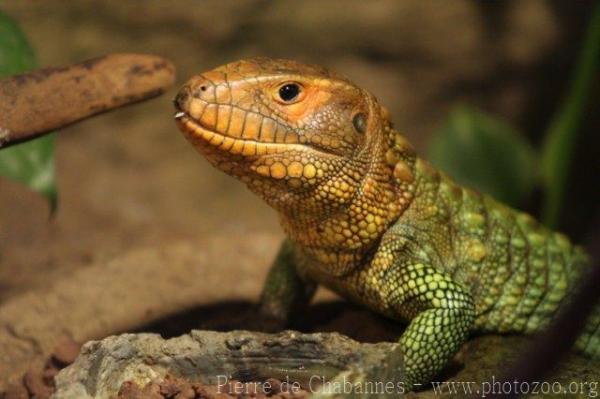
[0,0,598,394]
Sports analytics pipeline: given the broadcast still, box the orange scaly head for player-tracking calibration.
[175,58,414,266]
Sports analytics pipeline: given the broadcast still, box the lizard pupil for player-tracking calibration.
[278,83,300,102]
[353,113,367,134]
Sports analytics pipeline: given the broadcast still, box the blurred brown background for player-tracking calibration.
[0,0,597,304]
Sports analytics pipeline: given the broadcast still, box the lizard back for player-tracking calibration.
[399,157,591,336]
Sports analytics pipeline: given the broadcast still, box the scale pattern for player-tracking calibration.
[174,57,596,389]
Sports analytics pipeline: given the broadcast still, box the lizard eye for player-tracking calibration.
[277,83,302,103]
[353,113,367,134]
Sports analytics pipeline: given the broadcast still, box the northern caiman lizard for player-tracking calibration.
[173,58,597,388]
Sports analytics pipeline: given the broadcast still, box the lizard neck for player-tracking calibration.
[278,127,417,275]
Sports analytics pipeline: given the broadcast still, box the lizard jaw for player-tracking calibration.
[175,110,340,160]
[176,111,288,157]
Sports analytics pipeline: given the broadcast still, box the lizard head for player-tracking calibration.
[175,58,414,255]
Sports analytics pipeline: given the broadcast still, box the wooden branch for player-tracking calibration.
[0,53,176,148]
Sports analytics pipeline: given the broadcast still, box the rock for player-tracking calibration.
[1,383,28,399]
[23,370,53,399]
[52,330,404,399]
[0,235,281,389]
[51,337,82,368]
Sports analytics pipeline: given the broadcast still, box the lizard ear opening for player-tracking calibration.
[352,112,367,134]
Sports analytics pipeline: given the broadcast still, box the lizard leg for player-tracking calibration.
[389,262,475,388]
[258,239,317,325]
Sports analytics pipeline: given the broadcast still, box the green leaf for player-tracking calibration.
[0,9,56,210]
[540,2,600,228]
[427,105,536,207]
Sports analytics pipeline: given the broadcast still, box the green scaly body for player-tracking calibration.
[174,57,597,389]
[285,155,594,386]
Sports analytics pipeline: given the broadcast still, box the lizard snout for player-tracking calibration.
[185,75,222,104]
[173,87,190,111]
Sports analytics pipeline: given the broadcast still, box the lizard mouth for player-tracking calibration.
[174,105,339,158]
[175,111,289,157]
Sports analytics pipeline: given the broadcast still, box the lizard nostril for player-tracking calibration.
[174,90,189,110]
[200,85,207,91]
